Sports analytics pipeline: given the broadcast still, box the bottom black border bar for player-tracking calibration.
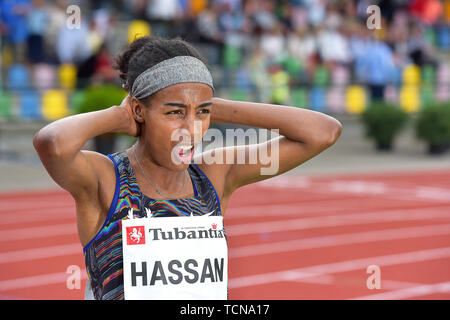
[2,300,448,318]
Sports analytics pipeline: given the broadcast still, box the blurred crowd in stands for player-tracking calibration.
[0,0,449,120]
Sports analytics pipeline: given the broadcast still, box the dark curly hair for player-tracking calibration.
[113,35,210,101]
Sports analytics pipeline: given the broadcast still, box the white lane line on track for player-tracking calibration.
[226,208,450,236]
[229,223,450,258]
[0,198,73,212]
[350,281,450,300]
[0,223,77,241]
[0,271,88,292]
[2,200,449,226]
[225,202,450,220]
[1,205,450,242]
[291,277,426,290]
[0,243,82,264]
[255,176,450,202]
[1,223,450,264]
[1,247,449,293]
[228,247,450,289]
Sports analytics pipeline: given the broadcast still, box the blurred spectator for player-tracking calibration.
[408,23,436,67]
[0,0,448,114]
[355,37,395,101]
[409,0,443,25]
[26,0,48,64]
[246,46,271,102]
[260,22,286,61]
[245,0,278,34]
[0,0,31,63]
[348,22,369,63]
[303,0,326,27]
[316,24,351,66]
[286,26,317,64]
[43,0,67,63]
[92,43,117,83]
[146,0,184,37]
[217,0,246,37]
[196,3,224,44]
[56,21,92,64]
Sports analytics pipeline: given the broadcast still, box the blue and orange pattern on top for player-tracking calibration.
[83,151,223,300]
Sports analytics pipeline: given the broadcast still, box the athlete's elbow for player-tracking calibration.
[33,128,63,159]
[316,118,343,149]
[327,118,343,146]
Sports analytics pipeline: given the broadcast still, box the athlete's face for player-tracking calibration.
[135,82,213,171]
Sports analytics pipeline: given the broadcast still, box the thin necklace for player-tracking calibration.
[133,146,186,199]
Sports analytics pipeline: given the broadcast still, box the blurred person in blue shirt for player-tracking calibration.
[0,0,31,62]
[355,36,395,101]
[26,0,48,63]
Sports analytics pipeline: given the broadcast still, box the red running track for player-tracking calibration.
[0,169,449,300]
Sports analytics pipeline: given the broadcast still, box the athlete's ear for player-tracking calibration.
[130,96,145,124]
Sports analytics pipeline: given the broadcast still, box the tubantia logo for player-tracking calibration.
[126,226,145,245]
[212,223,217,230]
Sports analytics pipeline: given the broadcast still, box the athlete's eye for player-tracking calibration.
[198,108,210,114]
[166,110,183,115]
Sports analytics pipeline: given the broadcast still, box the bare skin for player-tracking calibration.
[33,82,342,247]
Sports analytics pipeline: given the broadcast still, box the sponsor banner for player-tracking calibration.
[122,215,228,300]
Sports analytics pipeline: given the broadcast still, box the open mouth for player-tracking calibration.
[175,144,194,163]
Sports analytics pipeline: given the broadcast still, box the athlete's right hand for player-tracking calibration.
[117,95,140,137]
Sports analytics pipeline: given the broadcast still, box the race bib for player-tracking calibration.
[122,214,228,300]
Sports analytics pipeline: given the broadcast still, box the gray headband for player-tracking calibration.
[130,56,214,100]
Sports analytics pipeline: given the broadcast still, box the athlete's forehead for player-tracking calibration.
[151,83,213,106]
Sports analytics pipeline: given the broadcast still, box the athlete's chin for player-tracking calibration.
[164,157,191,171]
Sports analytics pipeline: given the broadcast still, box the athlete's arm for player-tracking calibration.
[208,97,342,197]
[33,96,138,244]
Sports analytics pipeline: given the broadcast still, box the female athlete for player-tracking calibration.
[33,36,342,300]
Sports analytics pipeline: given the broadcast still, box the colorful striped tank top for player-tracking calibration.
[83,151,223,300]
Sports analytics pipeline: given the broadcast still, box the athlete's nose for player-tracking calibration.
[181,114,202,146]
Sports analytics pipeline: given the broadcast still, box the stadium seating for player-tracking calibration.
[327,86,345,113]
[309,87,326,112]
[384,85,399,104]
[69,90,86,113]
[290,87,308,108]
[127,20,151,44]
[7,64,30,91]
[420,84,435,107]
[402,64,421,86]
[436,83,450,102]
[0,92,13,120]
[437,25,449,49]
[33,64,57,91]
[345,85,366,114]
[41,89,70,120]
[421,64,435,85]
[223,44,241,69]
[58,64,77,90]
[400,85,420,112]
[313,66,330,87]
[331,65,350,86]
[19,90,41,120]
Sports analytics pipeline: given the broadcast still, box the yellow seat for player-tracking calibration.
[345,85,366,114]
[58,64,77,90]
[270,70,290,105]
[402,64,421,86]
[445,0,450,22]
[400,85,420,112]
[128,20,151,44]
[1,45,13,69]
[190,0,208,15]
[41,89,70,120]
